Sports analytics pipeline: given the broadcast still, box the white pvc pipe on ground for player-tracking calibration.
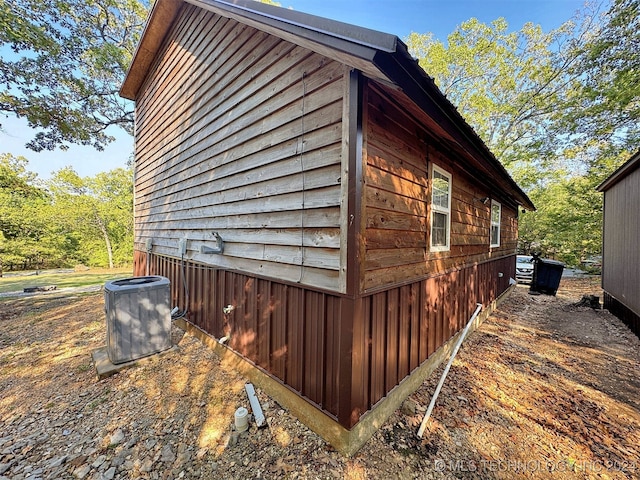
[417,302,483,438]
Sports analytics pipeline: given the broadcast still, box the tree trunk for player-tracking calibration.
[96,214,114,269]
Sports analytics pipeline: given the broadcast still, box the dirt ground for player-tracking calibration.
[1,277,639,479]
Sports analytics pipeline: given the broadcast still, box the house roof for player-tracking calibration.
[120,0,535,211]
[597,149,640,192]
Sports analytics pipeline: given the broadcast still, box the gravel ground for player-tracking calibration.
[1,277,639,479]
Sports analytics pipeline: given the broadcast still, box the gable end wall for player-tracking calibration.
[134,4,347,292]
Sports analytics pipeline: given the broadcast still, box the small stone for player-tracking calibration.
[111,454,125,467]
[109,429,124,446]
[160,445,175,463]
[140,458,154,473]
[175,450,191,467]
[69,456,88,467]
[73,464,91,479]
[102,466,116,480]
[401,399,417,416]
[144,438,157,450]
[0,464,11,475]
[92,456,106,468]
[48,456,67,468]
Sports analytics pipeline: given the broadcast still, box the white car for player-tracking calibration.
[516,255,534,283]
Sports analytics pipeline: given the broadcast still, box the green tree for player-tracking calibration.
[47,166,134,268]
[0,154,76,271]
[561,0,639,152]
[405,7,640,265]
[519,0,639,263]
[406,17,583,184]
[0,0,149,151]
[518,172,605,263]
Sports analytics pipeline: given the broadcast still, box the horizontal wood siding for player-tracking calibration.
[133,4,345,292]
[351,255,514,417]
[135,250,352,425]
[602,167,640,318]
[363,80,518,291]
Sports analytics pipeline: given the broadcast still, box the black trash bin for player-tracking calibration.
[530,257,564,295]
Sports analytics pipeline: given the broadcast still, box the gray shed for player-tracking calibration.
[597,149,640,338]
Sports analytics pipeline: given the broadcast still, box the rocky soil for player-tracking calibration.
[1,277,639,479]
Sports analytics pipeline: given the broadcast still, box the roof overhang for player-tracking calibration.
[120,0,535,211]
[120,0,182,100]
[120,0,395,100]
[597,149,640,192]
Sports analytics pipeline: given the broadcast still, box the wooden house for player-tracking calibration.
[120,0,535,454]
[597,150,640,339]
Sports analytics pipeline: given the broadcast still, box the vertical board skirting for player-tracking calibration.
[135,250,515,428]
[351,254,515,418]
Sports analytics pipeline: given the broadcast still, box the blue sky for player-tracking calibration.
[1,0,589,180]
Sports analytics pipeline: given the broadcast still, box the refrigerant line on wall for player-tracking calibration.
[298,71,307,284]
[172,251,190,319]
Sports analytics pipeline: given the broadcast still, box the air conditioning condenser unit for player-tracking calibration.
[104,276,171,364]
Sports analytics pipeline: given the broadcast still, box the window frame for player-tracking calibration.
[430,164,452,252]
[490,199,501,247]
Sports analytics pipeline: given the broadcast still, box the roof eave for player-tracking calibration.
[120,0,397,100]
[373,44,536,211]
[597,149,640,192]
[120,0,183,100]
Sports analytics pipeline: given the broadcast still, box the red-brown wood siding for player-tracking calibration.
[135,250,514,429]
[362,80,518,292]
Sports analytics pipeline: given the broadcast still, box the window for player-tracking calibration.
[430,165,451,251]
[490,200,501,247]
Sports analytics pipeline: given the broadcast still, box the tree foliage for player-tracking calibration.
[562,0,640,150]
[0,157,133,270]
[406,17,585,186]
[0,154,70,270]
[0,0,149,151]
[47,166,134,268]
[407,2,638,264]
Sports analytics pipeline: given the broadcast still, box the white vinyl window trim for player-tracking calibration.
[430,165,452,252]
[490,199,501,247]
